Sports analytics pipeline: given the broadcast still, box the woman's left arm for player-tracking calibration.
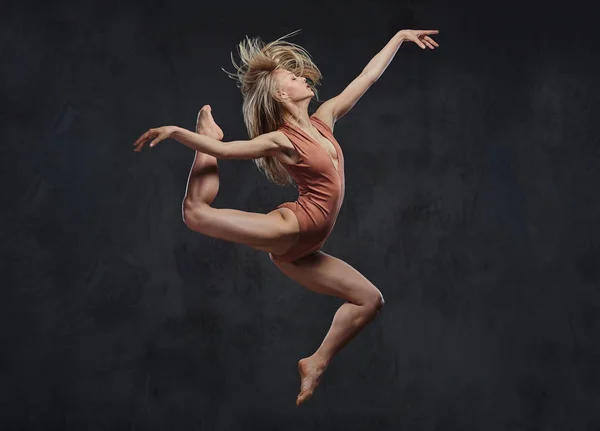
[315,29,439,126]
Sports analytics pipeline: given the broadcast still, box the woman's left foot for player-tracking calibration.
[296,356,328,406]
[196,105,224,140]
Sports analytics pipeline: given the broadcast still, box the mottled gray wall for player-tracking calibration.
[2,0,599,429]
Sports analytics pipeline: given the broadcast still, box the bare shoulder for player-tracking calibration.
[266,130,294,150]
[261,130,299,165]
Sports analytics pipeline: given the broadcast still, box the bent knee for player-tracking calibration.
[365,290,385,313]
[182,201,210,231]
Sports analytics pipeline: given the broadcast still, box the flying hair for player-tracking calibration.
[222,29,323,186]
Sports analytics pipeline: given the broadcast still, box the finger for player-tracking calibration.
[409,36,426,49]
[137,128,159,145]
[133,133,145,147]
[424,36,439,46]
[149,134,166,148]
[424,40,435,49]
[424,36,439,47]
[419,30,439,35]
[133,129,152,147]
[133,136,148,148]
[134,138,146,149]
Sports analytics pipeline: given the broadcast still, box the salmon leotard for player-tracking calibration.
[270,114,346,263]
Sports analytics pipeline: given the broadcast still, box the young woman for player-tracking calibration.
[133,29,439,405]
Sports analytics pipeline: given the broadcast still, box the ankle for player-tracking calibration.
[197,128,223,141]
[310,353,330,369]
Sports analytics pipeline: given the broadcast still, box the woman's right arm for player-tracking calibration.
[171,127,283,160]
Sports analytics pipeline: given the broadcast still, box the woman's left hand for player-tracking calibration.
[399,29,440,49]
[133,126,178,152]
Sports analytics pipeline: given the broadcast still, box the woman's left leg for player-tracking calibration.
[182,105,223,209]
[181,105,300,255]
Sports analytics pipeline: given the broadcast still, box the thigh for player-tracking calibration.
[270,251,383,306]
[190,205,300,254]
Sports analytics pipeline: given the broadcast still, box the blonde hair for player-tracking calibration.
[222,30,322,186]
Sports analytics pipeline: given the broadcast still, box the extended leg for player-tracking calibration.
[182,105,224,208]
[182,105,300,255]
[270,251,385,406]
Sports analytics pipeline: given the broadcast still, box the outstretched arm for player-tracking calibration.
[315,29,439,126]
[133,126,284,160]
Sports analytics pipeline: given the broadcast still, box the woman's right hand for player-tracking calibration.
[133,126,178,152]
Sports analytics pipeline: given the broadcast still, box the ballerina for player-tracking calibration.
[133,28,439,405]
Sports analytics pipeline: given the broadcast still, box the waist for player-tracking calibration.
[296,194,342,229]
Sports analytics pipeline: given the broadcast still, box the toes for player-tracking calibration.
[198,105,212,119]
[296,390,311,406]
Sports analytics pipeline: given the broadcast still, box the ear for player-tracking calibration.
[274,89,288,102]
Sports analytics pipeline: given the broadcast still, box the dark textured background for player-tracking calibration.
[2,0,599,429]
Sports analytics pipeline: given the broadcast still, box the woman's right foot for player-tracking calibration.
[196,105,224,140]
[296,356,328,406]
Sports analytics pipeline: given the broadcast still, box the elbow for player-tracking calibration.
[365,74,378,85]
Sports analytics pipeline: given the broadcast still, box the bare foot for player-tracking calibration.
[196,105,224,140]
[296,356,328,406]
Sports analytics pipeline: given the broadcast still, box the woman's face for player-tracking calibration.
[273,69,313,102]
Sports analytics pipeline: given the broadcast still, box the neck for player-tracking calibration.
[282,99,312,129]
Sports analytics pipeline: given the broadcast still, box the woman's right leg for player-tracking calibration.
[182,105,300,255]
[270,251,385,406]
